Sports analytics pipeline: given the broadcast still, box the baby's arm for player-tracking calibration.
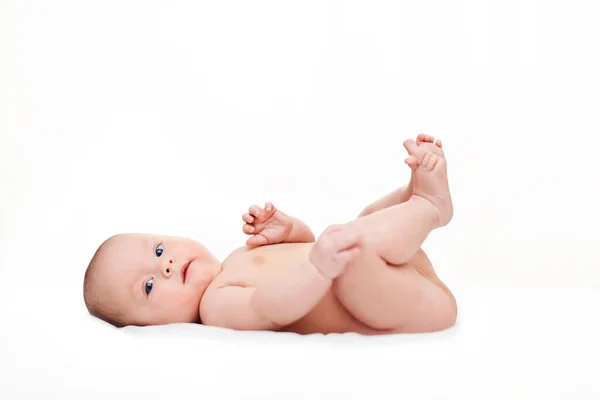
[200,226,361,330]
[201,259,330,330]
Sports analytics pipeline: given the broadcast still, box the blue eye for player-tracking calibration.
[155,244,164,257]
[145,278,154,295]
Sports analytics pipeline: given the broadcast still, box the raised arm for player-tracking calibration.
[242,202,315,247]
[200,225,361,330]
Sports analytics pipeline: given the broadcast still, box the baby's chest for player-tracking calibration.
[218,243,312,287]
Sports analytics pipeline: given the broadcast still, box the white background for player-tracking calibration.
[1,1,599,399]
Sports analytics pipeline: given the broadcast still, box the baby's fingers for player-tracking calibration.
[334,247,361,264]
[265,202,274,213]
[404,155,419,170]
[249,204,271,221]
[242,213,254,224]
[242,224,255,235]
[246,234,268,247]
[331,229,362,252]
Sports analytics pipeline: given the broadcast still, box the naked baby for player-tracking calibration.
[83,134,457,335]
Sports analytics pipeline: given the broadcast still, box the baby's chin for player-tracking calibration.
[188,257,222,292]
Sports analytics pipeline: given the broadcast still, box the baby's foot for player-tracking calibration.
[403,139,453,227]
[416,133,444,156]
[407,134,444,194]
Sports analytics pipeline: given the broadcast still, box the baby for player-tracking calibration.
[83,134,457,335]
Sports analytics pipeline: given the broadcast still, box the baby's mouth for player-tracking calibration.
[181,261,191,283]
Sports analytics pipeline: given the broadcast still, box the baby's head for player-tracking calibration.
[83,233,221,327]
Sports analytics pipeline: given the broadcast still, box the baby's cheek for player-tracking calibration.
[163,287,185,306]
[198,268,213,282]
[181,286,200,306]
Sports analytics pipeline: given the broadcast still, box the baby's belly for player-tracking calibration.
[220,242,383,335]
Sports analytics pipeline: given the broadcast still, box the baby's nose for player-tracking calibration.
[161,257,175,278]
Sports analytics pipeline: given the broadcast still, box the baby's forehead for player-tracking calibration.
[98,234,154,267]
[106,233,156,250]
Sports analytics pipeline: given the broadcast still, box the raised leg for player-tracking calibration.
[357,184,412,218]
[332,138,456,332]
[349,138,453,265]
[353,196,440,266]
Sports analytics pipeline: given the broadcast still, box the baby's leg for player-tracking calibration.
[333,139,456,332]
[333,246,456,333]
[351,138,452,266]
[357,184,412,218]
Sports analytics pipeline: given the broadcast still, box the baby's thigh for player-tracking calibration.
[331,246,422,331]
[333,246,456,333]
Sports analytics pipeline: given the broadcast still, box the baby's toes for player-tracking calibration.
[403,138,421,156]
[417,133,435,144]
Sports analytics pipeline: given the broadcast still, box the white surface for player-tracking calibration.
[2,0,600,399]
[2,289,600,399]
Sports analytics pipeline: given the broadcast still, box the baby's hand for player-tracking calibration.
[242,202,294,247]
[309,225,362,279]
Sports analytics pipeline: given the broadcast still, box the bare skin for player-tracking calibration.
[87,134,456,334]
[358,133,445,217]
[199,134,457,334]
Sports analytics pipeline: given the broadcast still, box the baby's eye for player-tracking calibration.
[145,278,154,295]
[155,244,164,257]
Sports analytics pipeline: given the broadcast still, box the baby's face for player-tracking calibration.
[97,233,221,326]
